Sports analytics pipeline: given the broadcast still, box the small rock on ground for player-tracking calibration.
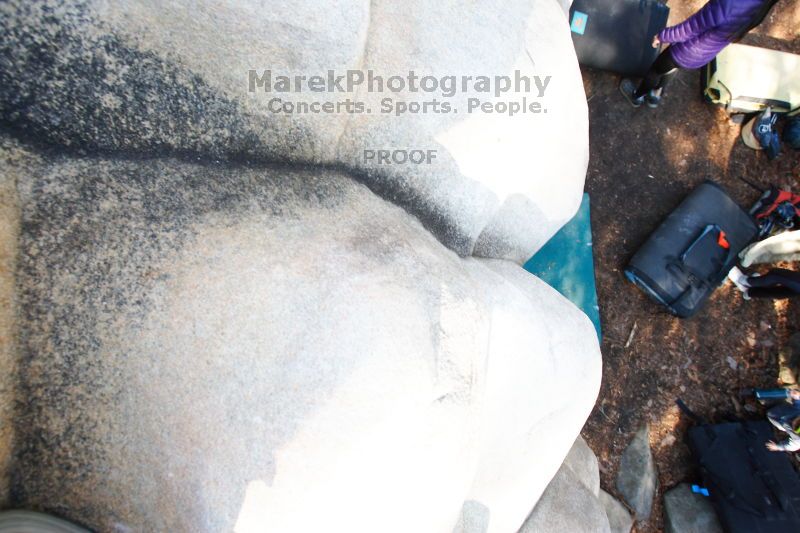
[599,490,633,533]
[616,425,657,520]
[663,483,723,533]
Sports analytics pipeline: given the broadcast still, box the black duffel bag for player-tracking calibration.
[569,0,670,77]
[688,421,800,533]
[625,181,758,318]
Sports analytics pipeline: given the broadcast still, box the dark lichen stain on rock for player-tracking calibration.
[0,1,286,162]
[9,145,356,529]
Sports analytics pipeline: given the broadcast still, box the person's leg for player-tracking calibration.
[755,269,800,290]
[768,412,789,432]
[746,268,800,299]
[768,405,796,431]
[633,49,679,99]
[748,287,797,299]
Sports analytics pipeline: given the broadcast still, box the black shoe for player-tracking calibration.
[646,89,662,108]
[619,79,644,108]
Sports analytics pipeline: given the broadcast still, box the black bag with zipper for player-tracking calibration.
[687,421,800,533]
[568,0,670,76]
[625,181,758,318]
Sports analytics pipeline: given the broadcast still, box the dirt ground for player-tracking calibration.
[578,2,800,532]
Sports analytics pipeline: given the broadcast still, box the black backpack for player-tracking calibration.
[568,0,669,76]
[625,181,758,318]
[687,421,800,533]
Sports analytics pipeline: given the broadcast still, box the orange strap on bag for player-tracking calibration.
[717,230,730,249]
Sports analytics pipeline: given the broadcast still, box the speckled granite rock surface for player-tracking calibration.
[4,140,600,532]
[0,139,24,508]
[1,0,588,261]
[519,437,611,533]
[0,0,600,530]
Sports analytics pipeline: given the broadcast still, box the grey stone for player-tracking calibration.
[0,510,89,533]
[0,0,599,530]
[0,0,367,163]
[452,500,491,533]
[0,0,588,261]
[5,139,602,532]
[518,438,612,533]
[664,483,723,533]
[599,490,633,533]
[562,436,600,497]
[335,0,589,261]
[0,138,24,508]
[616,425,658,521]
[519,462,611,533]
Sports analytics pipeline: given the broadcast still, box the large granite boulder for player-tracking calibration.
[0,0,588,261]
[0,0,600,531]
[519,437,610,533]
[3,139,601,532]
[0,141,18,507]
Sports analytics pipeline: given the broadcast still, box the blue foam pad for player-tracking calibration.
[523,193,602,340]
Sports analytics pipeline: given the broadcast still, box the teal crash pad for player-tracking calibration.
[523,194,601,340]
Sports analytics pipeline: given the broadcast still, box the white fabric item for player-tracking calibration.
[740,230,800,267]
[727,265,750,292]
